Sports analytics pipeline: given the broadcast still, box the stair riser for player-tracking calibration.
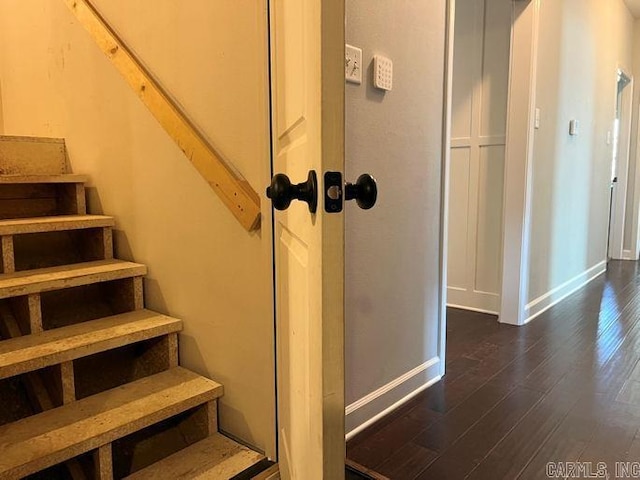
[0,183,86,220]
[74,334,179,400]
[0,277,145,341]
[0,136,68,176]
[1,227,113,274]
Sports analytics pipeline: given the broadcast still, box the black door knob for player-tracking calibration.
[266,171,318,213]
[345,174,377,210]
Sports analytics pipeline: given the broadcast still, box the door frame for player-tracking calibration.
[608,67,634,260]
[443,0,513,316]
[630,103,640,259]
[497,0,540,326]
[440,0,455,377]
[443,0,541,326]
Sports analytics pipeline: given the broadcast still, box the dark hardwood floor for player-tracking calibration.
[346,260,640,479]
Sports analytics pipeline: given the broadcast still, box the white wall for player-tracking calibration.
[623,19,640,259]
[0,0,275,455]
[526,0,634,319]
[345,0,446,435]
[448,0,511,315]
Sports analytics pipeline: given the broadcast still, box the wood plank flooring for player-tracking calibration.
[346,260,640,479]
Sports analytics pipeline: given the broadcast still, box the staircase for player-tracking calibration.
[0,136,265,479]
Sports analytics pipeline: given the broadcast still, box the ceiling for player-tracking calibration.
[625,0,640,18]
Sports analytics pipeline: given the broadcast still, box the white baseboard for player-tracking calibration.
[524,260,607,324]
[345,357,441,440]
[622,249,637,261]
[447,287,500,314]
[446,303,499,316]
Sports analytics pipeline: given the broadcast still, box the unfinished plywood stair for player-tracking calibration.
[0,136,265,479]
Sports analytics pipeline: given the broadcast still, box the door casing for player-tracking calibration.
[443,0,542,326]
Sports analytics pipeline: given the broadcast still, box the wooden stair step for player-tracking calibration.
[0,367,223,479]
[124,433,265,480]
[0,259,147,299]
[0,174,88,184]
[0,309,181,380]
[0,214,114,236]
[0,136,67,176]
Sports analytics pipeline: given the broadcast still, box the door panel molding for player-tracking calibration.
[447,0,509,314]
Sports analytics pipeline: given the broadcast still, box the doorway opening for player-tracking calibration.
[607,69,633,260]
[445,0,511,316]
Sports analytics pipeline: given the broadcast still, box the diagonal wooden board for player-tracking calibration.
[61,0,261,231]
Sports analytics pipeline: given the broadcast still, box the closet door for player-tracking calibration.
[447,0,511,314]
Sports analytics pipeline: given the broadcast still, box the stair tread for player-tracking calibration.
[0,309,181,380]
[0,174,88,184]
[0,367,223,479]
[125,433,265,480]
[0,259,147,299]
[0,214,114,235]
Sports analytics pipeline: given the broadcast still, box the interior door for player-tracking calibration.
[447,0,511,315]
[608,70,632,260]
[268,0,345,479]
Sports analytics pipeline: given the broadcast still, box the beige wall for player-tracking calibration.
[528,0,634,305]
[0,0,275,455]
[345,0,446,434]
[0,81,4,134]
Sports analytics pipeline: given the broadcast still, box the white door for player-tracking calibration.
[268,1,345,479]
[608,70,632,260]
[447,0,511,315]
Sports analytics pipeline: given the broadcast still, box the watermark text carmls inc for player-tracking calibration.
[546,462,640,478]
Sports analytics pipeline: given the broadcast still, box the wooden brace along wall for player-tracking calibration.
[62,0,262,232]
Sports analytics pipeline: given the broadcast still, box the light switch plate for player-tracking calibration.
[569,119,579,136]
[345,44,362,85]
[373,54,393,91]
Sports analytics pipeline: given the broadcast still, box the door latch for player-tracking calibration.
[324,172,343,213]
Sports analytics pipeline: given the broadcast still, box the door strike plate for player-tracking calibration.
[324,171,343,213]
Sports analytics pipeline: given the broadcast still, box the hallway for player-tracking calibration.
[347,261,640,479]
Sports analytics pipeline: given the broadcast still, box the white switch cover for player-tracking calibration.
[373,55,393,91]
[569,119,579,136]
[345,44,362,85]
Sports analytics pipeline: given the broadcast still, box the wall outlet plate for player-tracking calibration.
[345,44,362,85]
[373,54,393,91]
